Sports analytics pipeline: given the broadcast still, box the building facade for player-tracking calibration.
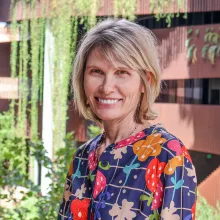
[0,0,220,207]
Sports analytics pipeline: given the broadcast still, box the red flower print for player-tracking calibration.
[151,179,164,210]
[182,146,192,163]
[70,198,90,220]
[191,201,196,220]
[115,131,145,149]
[88,150,97,171]
[145,158,166,193]
[93,170,107,199]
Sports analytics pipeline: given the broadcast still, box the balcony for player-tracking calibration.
[0,22,19,43]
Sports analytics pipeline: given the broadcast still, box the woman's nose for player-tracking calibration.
[100,75,115,94]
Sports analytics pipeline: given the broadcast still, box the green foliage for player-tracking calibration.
[208,45,218,65]
[185,38,192,48]
[17,3,29,138]
[88,124,102,139]
[202,29,220,65]
[50,0,79,152]
[149,0,187,27]
[29,0,46,141]
[185,29,199,64]
[202,44,210,59]
[195,29,200,37]
[196,194,220,220]
[187,29,193,36]
[114,0,137,20]
[0,130,77,219]
[0,111,27,182]
[186,27,220,65]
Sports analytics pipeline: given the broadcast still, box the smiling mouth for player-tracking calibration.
[95,97,122,104]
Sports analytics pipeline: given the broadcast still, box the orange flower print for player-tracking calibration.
[68,157,74,176]
[164,155,184,175]
[133,133,166,161]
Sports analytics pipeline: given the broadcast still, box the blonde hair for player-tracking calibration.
[72,18,161,123]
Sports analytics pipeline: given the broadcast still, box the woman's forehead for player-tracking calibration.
[86,48,133,69]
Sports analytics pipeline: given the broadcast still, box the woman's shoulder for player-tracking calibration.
[150,123,180,141]
[148,123,192,162]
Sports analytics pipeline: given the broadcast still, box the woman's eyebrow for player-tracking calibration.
[86,65,101,69]
[116,66,131,70]
[86,65,131,71]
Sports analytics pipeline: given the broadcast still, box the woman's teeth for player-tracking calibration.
[98,98,120,104]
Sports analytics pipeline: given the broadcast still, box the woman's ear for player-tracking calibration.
[146,71,152,84]
[141,71,152,93]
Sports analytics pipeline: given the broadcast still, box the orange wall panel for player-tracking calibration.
[151,103,220,155]
[153,24,220,80]
[198,167,220,208]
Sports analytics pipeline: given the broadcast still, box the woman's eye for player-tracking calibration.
[91,69,103,74]
[116,70,129,75]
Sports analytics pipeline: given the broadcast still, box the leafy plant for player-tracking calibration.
[196,193,220,220]
[202,29,220,65]
[149,0,187,27]
[0,131,77,219]
[114,0,137,20]
[185,28,200,64]
[88,124,102,139]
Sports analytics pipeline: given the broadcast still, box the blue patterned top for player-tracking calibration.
[58,124,197,220]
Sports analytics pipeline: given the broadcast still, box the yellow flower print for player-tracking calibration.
[133,133,166,161]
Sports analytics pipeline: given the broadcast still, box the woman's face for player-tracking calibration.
[84,49,144,123]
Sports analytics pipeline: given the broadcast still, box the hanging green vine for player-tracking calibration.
[149,0,187,27]
[16,2,29,138]
[6,0,30,177]
[9,0,19,138]
[114,0,137,20]
[29,0,45,141]
[50,0,76,153]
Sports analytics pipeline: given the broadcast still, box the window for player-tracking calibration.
[156,78,220,105]
[157,80,177,103]
[137,11,220,29]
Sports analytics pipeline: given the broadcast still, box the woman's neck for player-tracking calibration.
[102,117,151,146]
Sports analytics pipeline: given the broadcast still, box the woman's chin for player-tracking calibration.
[96,113,120,122]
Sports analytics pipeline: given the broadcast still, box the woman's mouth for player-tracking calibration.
[95,97,122,105]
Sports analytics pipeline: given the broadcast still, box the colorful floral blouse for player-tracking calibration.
[58,124,197,220]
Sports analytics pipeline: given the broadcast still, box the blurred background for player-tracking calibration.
[0,0,219,219]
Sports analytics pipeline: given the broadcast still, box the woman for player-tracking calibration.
[58,19,197,220]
